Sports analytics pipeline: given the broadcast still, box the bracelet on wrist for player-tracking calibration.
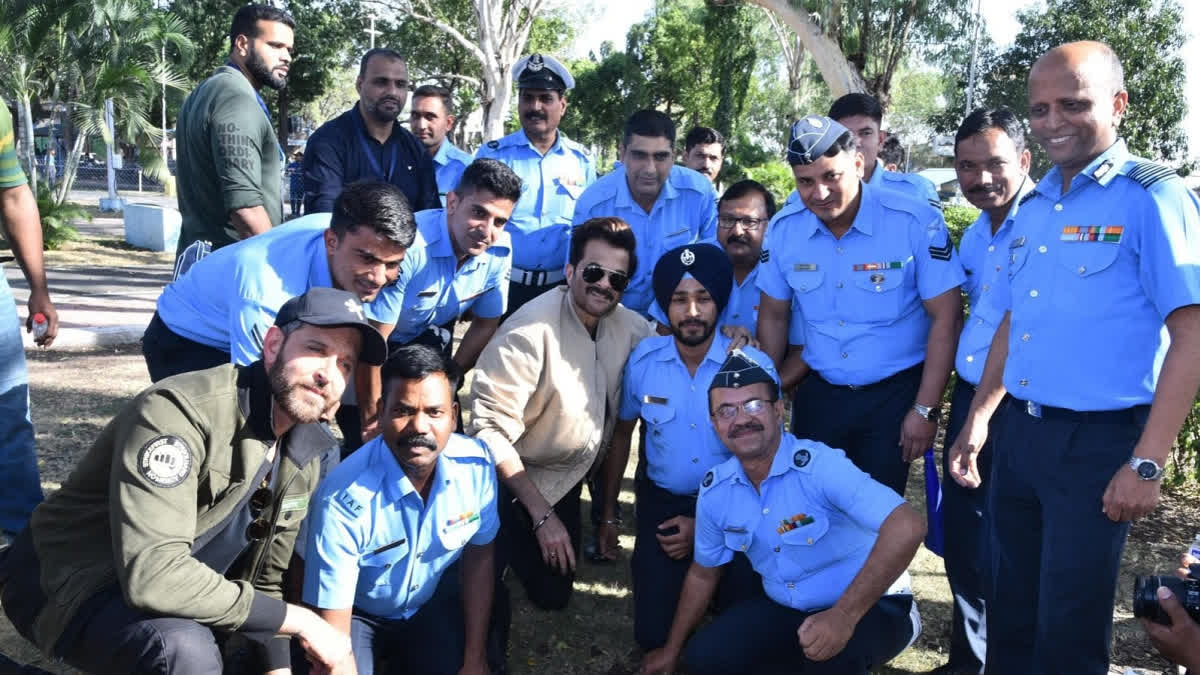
[532,507,555,532]
[601,518,622,525]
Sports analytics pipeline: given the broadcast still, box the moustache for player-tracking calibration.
[397,433,437,450]
[679,319,707,330]
[727,235,751,246]
[524,112,547,121]
[586,285,614,300]
[729,420,764,437]
[968,184,1002,195]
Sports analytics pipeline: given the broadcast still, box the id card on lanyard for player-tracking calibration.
[352,109,398,182]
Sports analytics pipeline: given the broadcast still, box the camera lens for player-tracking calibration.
[1133,575,1200,626]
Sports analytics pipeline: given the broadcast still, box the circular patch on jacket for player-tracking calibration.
[702,470,714,488]
[137,436,193,488]
[793,449,811,468]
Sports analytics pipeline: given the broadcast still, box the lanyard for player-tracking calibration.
[352,108,398,182]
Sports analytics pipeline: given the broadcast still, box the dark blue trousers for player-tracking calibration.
[141,312,232,383]
[683,592,915,675]
[631,479,762,650]
[790,364,923,496]
[940,380,998,673]
[984,399,1149,675]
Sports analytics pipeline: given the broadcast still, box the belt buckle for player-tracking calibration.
[1025,400,1042,418]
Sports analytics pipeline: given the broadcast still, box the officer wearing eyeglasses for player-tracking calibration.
[639,348,925,675]
[648,180,776,338]
[606,243,774,651]
[757,115,965,497]
[572,110,718,316]
[0,288,387,675]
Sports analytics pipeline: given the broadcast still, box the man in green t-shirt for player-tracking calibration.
[174,3,295,257]
[0,104,58,549]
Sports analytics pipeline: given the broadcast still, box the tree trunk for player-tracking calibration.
[17,93,38,194]
[746,0,866,99]
[56,131,87,206]
[480,70,511,142]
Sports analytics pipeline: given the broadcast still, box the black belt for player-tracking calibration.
[816,362,923,392]
[1011,398,1150,424]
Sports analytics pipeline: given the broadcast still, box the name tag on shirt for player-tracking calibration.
[280,495,309,513]
[793,263,818,271]
[665,227,689,238]
[643,395,669,405]
[417,289,438,298]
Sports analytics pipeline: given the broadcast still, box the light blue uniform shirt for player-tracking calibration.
[953,180,1030,385]
[572,165,718,315]
[156,214,333,366]
[1001,140,1200,410]
[784,159,941,208]
[648,266,762,338]
[619,334,777,495]
[303,433,499,620]
[695,434,904,611]
[758,183,965,386]
[432,141,473,206]
[368,208,512,343]
[475,129,595,271]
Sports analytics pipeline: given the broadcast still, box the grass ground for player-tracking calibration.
[1,345,1193,674]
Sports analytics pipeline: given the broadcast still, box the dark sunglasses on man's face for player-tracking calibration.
[580,263,630,292]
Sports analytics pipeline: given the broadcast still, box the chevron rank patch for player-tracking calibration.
[1125,160,1177,190]
[759,249,770,263]
[929,240,953,261]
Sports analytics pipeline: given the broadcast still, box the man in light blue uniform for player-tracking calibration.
[757,115,964,497]
[410,84,473,206]
[475,54,595,314]
[948,42,1200,675]
[785,93,940,209]
[601,244,766,650]
[145,181,415,382]
[936,106,1032,675]
[304,344,498,675]
[648,180,775,337]
[347,160,519,447]
[572,110,717,316]
[640,349,925,675]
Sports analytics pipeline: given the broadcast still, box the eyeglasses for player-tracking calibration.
[245,487,275,541]
[712,398,775,420]
[580,263,630,292]
[717,216,767,231]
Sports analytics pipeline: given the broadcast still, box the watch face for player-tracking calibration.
[1136,461,1158,479]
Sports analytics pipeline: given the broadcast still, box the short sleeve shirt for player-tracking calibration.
[303,433,498,619]
[1001,140,1200,410]
[694,435,903,611]
[367,208,512,341]
[156,214,334,365]
[0,106,28,188]
[433,141,473,206]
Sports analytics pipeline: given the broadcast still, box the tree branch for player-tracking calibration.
[365,0,488,65]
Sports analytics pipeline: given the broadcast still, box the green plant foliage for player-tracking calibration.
[736,163,796,210]
[35,182,86,250]
[941,204,979,245]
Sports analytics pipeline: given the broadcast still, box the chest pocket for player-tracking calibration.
[641,402,677,444]
[723,529,753,555]
[786,269,825,320]
[1055,240,1121,279]
[1008,239,1030,280]
[438,513,483,551]
[774,510,853,579]
[359,540,410,590]
[848,269,905,321]
[413,286,442,312]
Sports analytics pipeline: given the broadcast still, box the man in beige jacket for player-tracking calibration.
[466,216,652,669]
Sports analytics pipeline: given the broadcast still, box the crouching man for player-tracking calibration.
[303,344,497,675]
[0,287,387,674]
[641,349,925,675]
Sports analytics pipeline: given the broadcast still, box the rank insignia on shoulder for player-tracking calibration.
[487,140,500,150]
[1125,160,1177,189]
[793,263,818,271]
[1092,160,1113,180]
[702,470,714,488]
[929,241,953,261]
[643,395,669,405]
[1061,225,1122,243]
[137,436,193,488]
[793,449,811,468]
[759,249,770,263]
[337,491,365,517]
[1018,191,1038,206]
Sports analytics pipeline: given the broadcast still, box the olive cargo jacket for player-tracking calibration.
[27,362,332,657]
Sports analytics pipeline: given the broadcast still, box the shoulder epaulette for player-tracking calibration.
[486,140,500,150]
[1018,190,1038,206]
[1123,159,1178,190]
[699,459,736,495]
[444,434,492,462]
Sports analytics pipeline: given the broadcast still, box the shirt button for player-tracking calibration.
[799,285,807,291]
[1078,266,1087,275]
[383,563,393,568]
[410,584,419,591]
[690,385,695,391]
[1021,333,1031,342]
[836,247,844,254]
[977,318,984,326]
[691,457,698,463]
[741,544,748,551]
[1019,378,1028,386]
[762,507,770,515]
[987,245,995,252]
[966,355,975,363]
[838,320,845,326]
[690,423,696,429]
[774,546,781,553]
[1038,245,1048,254]
[1030,289,1039,298]
[836,282,844,289]
[983,284,990,292]
[806,537,814,545]
[1054,204,1063,212]
[875,285,882,292]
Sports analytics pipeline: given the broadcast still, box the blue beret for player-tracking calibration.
[787,115,849,165]
[653,244,732,323]
[513,53,574,91]
[708,348,780,393]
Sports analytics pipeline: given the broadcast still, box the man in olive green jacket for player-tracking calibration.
[0,288,386,675]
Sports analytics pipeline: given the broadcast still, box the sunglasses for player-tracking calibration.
[245,487,275,541]
[580,263,630,292]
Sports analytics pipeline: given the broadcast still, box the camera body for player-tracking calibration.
[1133,575,1200,626]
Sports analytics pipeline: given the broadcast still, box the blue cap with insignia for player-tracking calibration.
[653,243,733,321]
[275,288,388,365]
[708,348,780,393]
[513,53,574,91]
[787,115,849,166]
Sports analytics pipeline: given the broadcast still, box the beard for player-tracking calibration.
[246,47,287,91]
[269,356,330,425]
[672,317,715,347]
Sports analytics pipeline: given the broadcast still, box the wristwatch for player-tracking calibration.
[911,403,941,423]
[1129,456,1165,481]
